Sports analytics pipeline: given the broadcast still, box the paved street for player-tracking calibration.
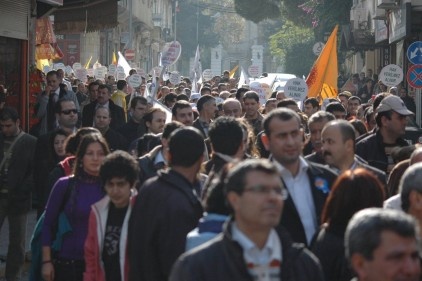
[0,210,37,281]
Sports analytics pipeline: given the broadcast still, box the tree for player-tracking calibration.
[234,0,281,23]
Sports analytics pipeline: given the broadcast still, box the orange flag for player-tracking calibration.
[306,25,338,100]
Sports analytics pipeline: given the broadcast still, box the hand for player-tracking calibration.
[42,262,54,281]
[44,85,52,95]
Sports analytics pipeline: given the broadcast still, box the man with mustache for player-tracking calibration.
[304,111,335,163]
[321,120,386,190]
[170,159,324,281]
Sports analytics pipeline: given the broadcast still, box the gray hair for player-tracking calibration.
[410,148,422,165]
[345,208,418,260]
[400,163,422,211]
[308,110,335,127]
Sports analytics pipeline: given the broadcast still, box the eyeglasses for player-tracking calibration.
[61,109,78,115]
[244,185,288,200]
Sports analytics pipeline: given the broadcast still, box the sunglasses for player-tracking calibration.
[61,109,78,115]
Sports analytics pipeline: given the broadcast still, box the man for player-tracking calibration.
[82,84,125,130]
[337,91,351,112]
[164,92,178,109]
[106,75,116,87]
[137,121,184,186]
[93,107,128,151]
[399,163,422,230]
[222,98,242,118]
[261,108,337,245]
[80,81,99,112]
[321,120,386,187]
[117,96,148,146]
[143,107,167,134]
[170,159,324,281]
[56,68,72,91]
[303,97,320,117]
[303,111,335,163]
[217,83,227,93]
[347,96,361,119]
[345,208,420,281]
[36,70,80,136]
[193,95,216,138]
[0,107,37,280]
[34,99,79,215]
[325,102,347,120]
[172,100,194,126]
[129,127,205,281]
[200,87,212,96]
[235,87,249,111]
[356,95,413,174]
[242,91,263,136]
[264,98,277,113]
[158,86,170,102]
[75,83,88,106]
[111,80,128,121]
[276,90,286,101]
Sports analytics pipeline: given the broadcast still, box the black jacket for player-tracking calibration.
[81,100,125,129]
[170,220,324,281]
[117,118,147,145]
[102,127,128,151]
[356,129,409,173]
[128,169,203,281]
[137,145,164,186]
[276,160,337,246]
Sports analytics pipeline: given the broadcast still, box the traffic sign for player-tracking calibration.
[125,49,135,61]
[407,41,422,65]
[407,64,422,89]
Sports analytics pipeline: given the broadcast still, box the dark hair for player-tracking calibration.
[136,133,161,156]
[209,117,243,155]
[196,95,215,112]
[235,87,249,100]
[277,98,297,108]
[176,93,189,101]
[73,133,110,176]
[204,164,231,215]
[130,96,148,109]
[321,169,385,228]
[375,110,393,127]
[373,92,390,111]
[162,121,184,140]
[88,81,100,91]
[98,84,112,94]
[46,70,58,78]
[164,92,177,104]
[304,97,319,109]
[308,111,335,127]
[0,106,19,122]
[325,120,357,147]
[100,150,139,187]
[224,159,279,195]
[349,119,367,137]
[172,100,191,116]
[345,208,418,260]
[116,80,127,90]
[242,91,259,103]
[263,108,301,137]
[54,98,75,114]
[200,87,211,96]
[48,128,68,163]
[168,127,204,167]
[129,69,137,76]
[65,127,101,155]
[326,102,346,114]
[348,96,361,104]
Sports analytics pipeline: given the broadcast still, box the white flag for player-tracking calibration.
[117,52,131,77]
[191,45,202,92]
[238,66,250,89]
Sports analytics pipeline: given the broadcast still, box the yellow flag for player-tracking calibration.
[306,25,338,100]
[84,56,92,69]
[112,51,117,65]
[229,65,239,78]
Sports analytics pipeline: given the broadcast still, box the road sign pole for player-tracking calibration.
[417,88,421,127]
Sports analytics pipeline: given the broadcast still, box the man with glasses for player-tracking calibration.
[261,108,337,246]
[170,159,324,281]
[356,95,413,174]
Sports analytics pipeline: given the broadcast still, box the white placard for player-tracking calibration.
[87,68,94,77]
[284,78,308,101]
[379,64,403,87]
[161,41,182,66]
[65,65,73,75]
[116,71,126,80]
[43,65,52,74]
[202,69,213,81]
[72,62,82,71]
[128,74,142,88]
[93,62,102,69]
[169,71,181,85]
[248,65,260,77]
[94,67,106,79]
[136,68,146,78]
[108,64,117,76]
[249,81,266,105]
[54,63,65,71]
[149,66,163,77]
[75,68,88,83]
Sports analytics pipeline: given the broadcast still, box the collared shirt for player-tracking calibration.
[232,222,281,281]
[198,119,211,138]
[154,149,167,166]
[274,157,317,244]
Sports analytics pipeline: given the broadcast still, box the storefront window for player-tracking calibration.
[0,36,22,108]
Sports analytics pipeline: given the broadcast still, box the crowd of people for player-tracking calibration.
[0,67,420,281]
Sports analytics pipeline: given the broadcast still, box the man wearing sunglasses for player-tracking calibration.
[170,159,323,281]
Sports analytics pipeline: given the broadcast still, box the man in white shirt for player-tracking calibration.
[261,108,337,246]
[170,159,323,281]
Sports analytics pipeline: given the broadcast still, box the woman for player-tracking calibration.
[84,150,139,281]
[311,169,385,281]
[41,133,110,281]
